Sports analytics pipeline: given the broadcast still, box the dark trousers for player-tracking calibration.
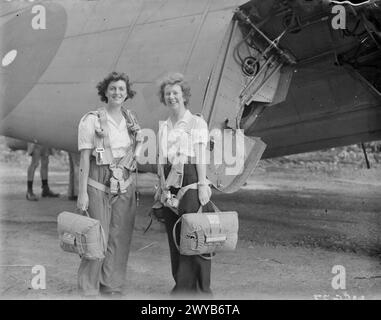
[162,163,214,295]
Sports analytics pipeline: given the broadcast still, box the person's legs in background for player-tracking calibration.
[40,146,59,197]
[26,148,41,201]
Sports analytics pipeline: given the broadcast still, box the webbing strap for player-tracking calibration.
[87,173,135,194]
[88,177,110,193]
[157,113,201,189]
[98,108,114,164]
[121,107,139,144]
[95,107,137,165]
[175,183,198,203]
[158,163,165,190]
[176,179,212,203]
[93,108,113,164]
[98,108,112,150]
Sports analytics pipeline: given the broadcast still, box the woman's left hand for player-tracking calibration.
[198,185,211,207]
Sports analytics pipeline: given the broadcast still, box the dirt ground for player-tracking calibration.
[0,160,380,300]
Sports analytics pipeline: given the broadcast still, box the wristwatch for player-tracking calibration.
[197,181,209,187]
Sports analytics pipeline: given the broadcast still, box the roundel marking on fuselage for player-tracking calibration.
[0,3,67,120]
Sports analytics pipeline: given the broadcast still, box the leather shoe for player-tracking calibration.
[41,187,59,198]
[26,191,38,201]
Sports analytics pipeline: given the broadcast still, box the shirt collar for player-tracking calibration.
[167,109,193,128]
[106,112,126,130]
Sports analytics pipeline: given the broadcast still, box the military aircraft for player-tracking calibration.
[1,0,380,193]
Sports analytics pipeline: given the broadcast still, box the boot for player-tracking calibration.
[41,185,59,198]
[26,190,38,201]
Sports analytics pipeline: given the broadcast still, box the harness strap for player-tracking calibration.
[145,175,212,232]
[87,173,135,194]
[94,107,140,166]
[94,108,114,164]
[121,106,141,145]
[98,108,112,150]
[157,113,202,189]
[88,177,110,193]
[175,183,198,203]
[175,179,212,203]
[117,145,135,169]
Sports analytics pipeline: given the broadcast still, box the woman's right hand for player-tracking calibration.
[198,185,211,207]
[77,192,89,212]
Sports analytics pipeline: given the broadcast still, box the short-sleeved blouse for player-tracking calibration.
[78,111,132,158]
[158,109,208,164]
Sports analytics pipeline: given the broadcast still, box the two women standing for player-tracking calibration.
[76,71,213,297]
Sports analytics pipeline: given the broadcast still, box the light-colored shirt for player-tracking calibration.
[158,109,208,164]
[78,111,131,158]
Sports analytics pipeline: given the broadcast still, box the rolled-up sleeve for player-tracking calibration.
[78,114,96,151]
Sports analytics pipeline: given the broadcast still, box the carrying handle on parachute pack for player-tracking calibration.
[76,208,90,218]
[196,201,220,214]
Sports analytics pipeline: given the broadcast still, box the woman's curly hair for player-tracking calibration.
[158,72,191,107]
[96,71,136,103]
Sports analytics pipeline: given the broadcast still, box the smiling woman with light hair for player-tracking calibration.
[154,72,215,296]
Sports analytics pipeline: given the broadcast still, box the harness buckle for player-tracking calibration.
[111,166,124,180]
[95,147,105,163]
[110,177,119,194]
[161,190,179,209]
[167,195,179,208]
[110,166,128,194]
[119,179,128,193]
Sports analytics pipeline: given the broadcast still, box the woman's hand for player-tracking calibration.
[77,192,89,212]
[198,185,211,207]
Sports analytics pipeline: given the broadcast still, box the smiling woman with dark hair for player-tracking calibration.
[96,72,136,103]
[76,71,142,297]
